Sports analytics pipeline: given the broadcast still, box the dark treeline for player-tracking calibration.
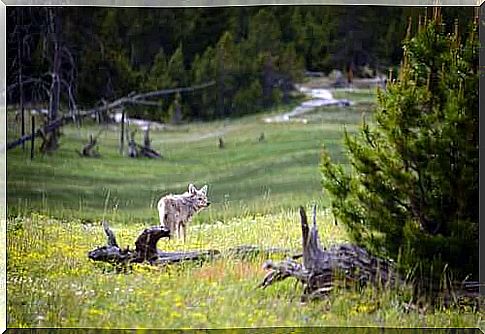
[6,6,475,123]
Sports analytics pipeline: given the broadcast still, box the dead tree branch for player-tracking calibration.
[7,81,216,151]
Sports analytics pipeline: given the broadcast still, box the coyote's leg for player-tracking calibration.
[175,222,181,240]
[157,200,165,227]
[166,221,174,239]
[182,223,187,243]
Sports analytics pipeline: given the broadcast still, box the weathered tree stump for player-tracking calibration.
[39,127,60,154]
[78,133,100,158]
[88,221,220,265]
[259,206,484,307]
[126,129,162,159]
[259,206,401,301]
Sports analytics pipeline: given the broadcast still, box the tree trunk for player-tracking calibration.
[47,8,62,152]
[30,116,35,160]
[119,110,125,155]
[16,10,25,150]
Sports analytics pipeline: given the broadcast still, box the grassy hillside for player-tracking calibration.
[7,95,371,225]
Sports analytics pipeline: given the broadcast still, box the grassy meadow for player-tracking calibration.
[7,88,485,329]
[7,95,367,224]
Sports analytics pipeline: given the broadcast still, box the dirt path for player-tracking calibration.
[263,85,352,124]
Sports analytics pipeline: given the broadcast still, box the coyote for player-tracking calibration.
[157,184,210,241]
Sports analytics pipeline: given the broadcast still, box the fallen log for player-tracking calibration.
[125,129,162,159]
[88,221,220,265]
[136,144,162,159]
[88,222,297,267]
[259,206,401,301]
[223,245,295,260]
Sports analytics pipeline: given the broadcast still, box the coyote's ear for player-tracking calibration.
[188,184,197,194]
[201,185,208,195]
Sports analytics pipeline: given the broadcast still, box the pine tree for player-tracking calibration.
[167,44,186,87]
[146,47,171,90]
[320,15,478,282]
[190,47,217,119]
[215,31,238,117]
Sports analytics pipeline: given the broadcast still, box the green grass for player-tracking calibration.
[7,100,366,224]
[332,87,380,104]
[7,92,484,329]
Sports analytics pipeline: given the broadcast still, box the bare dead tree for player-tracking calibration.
[9,8,37,147]
[30,115,35,160]
[16,10,26,150]
[60,44,78,119]
[45,8,62,152]
[119,109,125,154]
[7,81,216,151]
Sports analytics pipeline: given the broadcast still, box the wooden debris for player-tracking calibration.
[88,221,219,265]
[38,127,60,154]
[7,81,215,151]
[88,222,295,268]
[78,132,101,157]
[126,128,162,159]
[259,206,484,307]
[259,206,401,301]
